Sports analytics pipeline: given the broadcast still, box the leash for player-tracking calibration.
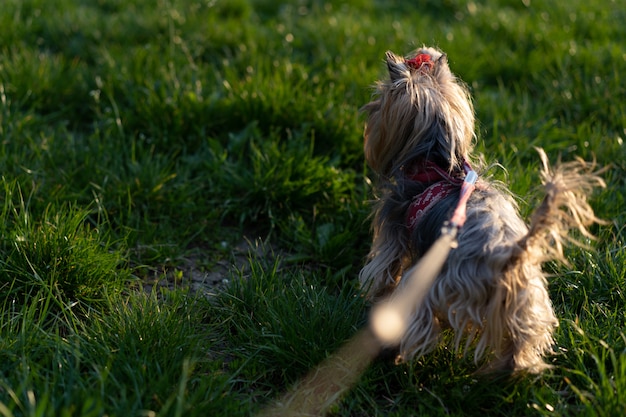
[260,167,479,416]
[449,167,478,228]
[371,166,478,344]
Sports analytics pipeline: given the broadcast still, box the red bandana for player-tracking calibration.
[406,162,469,232]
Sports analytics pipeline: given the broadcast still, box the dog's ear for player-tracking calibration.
[436,53,448,66]
[385,51,408,82]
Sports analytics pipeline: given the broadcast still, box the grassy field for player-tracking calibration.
[0,0,624,415]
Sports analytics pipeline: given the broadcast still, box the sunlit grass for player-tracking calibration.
[0,0,624,415]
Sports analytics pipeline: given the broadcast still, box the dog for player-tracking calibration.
[359,46,605,373]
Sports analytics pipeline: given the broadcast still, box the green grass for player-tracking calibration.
[0,0,625,415]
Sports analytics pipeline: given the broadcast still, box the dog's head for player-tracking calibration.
[362,47,475,178]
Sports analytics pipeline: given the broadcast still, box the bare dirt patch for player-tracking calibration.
[141,238,273,296]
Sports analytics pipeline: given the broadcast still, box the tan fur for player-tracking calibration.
[360,47,605,373]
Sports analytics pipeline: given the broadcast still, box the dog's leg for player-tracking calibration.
[397,300,442,363]
[480,262,557,373]
[487,150,605,373]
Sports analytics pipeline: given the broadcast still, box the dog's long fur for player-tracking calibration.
[359,47,605,373]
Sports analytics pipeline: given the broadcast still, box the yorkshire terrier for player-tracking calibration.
[359,46,605,373]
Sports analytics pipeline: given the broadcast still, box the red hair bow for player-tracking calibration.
[406,53,432,71]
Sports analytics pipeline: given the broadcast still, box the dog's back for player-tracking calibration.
[359,47,605,373]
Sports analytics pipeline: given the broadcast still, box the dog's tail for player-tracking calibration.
[484,148,606,372]
[516,148,606,265]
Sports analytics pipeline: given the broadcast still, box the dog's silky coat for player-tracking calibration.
[359,47,604,373]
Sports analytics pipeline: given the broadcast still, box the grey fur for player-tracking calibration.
[360,47,605,373]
